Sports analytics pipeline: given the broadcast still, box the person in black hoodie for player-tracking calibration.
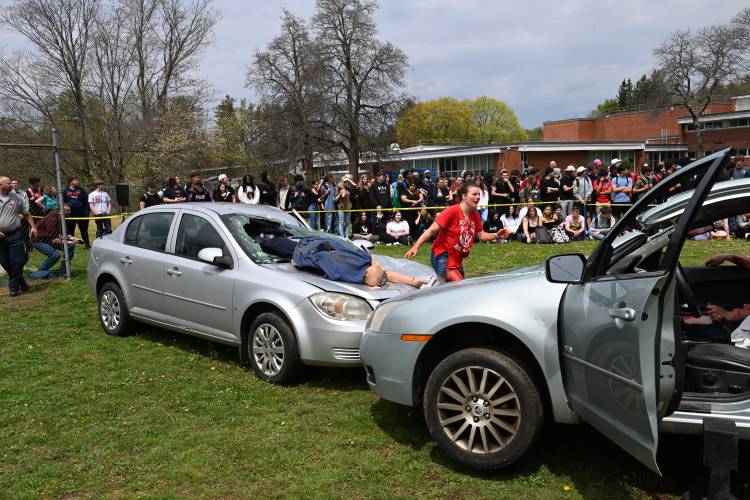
[287,175,312,213]
[369,172,391,210]
[258,170,277,206]
[63,176,91,248]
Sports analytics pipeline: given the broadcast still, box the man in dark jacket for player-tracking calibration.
[258,170,277,206]
[369,173,391,209]
[288,175,312,213]
[62,176,91,248]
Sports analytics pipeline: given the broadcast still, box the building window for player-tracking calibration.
[728,118,750,128]
[685,121,724,132]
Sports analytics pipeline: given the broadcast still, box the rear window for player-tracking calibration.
[124,212,174,252]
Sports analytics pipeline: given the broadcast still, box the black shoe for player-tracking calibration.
[19,281,30,292]
[9,289,19,297]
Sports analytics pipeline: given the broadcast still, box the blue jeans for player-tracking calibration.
[430,251,448,280]
[324,209,335,233]
[32,241,60,271]
[307,204,319,230]
[29,241,75,278]
[0,229,28,291]
[337,211,349,237]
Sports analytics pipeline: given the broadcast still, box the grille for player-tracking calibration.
[332,347,360,361]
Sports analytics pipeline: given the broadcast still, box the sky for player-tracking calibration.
[0,0,747,128]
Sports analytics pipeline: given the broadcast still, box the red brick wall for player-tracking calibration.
[496,150,522,174]
[527,151,589,169]
[543,120,596,141]
[543,103,735,142]
[683,127,750,154]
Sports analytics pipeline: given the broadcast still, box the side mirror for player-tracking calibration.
[545,253,586,284]
[197,247,232,269]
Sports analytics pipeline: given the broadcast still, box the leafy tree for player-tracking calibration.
[397,97,526,146]
[467,96,527,143]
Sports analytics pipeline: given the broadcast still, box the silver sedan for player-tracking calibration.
[87,203,433,384]
[361,149,750,472]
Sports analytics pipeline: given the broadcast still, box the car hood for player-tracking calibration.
[260,253,435,301]
[388,263,548,302]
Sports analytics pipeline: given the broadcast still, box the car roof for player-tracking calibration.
[139,202,291,219]
[639,177,750,227]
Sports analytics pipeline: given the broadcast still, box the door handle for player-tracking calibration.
[119,257,132,265]
[608,307,636,321]
[165,267,182,277]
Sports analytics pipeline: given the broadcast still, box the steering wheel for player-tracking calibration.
[676,263,701,317]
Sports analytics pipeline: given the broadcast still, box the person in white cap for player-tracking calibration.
[213,174,236,203]
[560,165,576,217]
[610,158,621,177]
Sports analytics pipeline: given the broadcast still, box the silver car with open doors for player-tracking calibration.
[361,148,750,472]
[87,203,432,384]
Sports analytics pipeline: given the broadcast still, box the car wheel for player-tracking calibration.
[423,348,543,470]
[247,312,303,385]
[98,282,130,337]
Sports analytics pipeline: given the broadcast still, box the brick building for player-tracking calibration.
[309,97,750,179]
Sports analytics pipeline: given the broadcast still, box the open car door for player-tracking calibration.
[557,149,733,472]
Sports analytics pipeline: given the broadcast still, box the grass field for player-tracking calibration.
[2,238,749,498]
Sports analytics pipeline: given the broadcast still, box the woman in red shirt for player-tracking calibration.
[405,183,507,281]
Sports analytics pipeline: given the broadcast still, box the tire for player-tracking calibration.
[423,348,544,470]
[98,282,131,337]
[247,312,303,385]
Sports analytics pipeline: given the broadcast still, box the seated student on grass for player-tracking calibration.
[564,204,586,241]
[260,235,428,288]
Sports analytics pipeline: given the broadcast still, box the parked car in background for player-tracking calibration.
[361,149,750,472]
[87,203,433,384]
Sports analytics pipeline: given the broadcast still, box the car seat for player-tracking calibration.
[685,343,750,394]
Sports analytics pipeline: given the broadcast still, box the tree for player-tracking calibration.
[616,79,633,108]
[248,9,321,173]
[654,21,746,157]
[396,97,526,147]
[467,96,527,143]
[312,0,409,176]
[1,0,101,178]
[396,97,470,147]
[90,2,138,182]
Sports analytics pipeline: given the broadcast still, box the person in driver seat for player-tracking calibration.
[684,252,750,347]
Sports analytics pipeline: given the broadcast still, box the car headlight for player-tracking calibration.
[309,292,372,321]
[368,300,405,332]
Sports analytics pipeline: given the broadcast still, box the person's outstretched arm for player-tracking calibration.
[405,221,440,259]
[705,253,750,270]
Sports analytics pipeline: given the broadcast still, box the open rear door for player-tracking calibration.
[557,149,732,472]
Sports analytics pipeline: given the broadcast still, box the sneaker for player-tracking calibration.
[386,243,393,246]
[9,289,19,297]
[19,281,30,292]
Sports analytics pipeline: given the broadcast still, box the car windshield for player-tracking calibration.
[221,213,362,263]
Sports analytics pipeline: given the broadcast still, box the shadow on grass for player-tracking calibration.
[129,323,371,391]
[371,398,750,497]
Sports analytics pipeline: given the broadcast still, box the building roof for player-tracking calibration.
[677,109,750,124]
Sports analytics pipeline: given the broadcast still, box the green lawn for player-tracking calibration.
[1,240,749,498]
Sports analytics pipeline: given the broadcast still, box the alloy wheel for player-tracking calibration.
[252,324,285,377]
[436,365,521,454]
[100,290,121,331]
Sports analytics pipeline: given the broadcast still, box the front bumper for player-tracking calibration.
[360,328,426,407]
[292,299,369,367]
